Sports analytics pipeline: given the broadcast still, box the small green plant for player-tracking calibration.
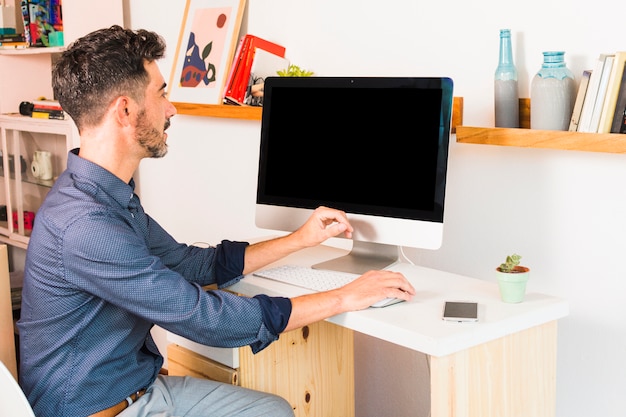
[498,254,522,273]
[277,64,314,77]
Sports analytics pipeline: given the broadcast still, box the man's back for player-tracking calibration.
[18,152,161,416]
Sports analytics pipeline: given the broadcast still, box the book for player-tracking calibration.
[610,67,626,133]
[32,99,62,110]
[568,69,592,131]
[30,99,64,119]
[587,54,615,132]
[597,51,626,133]
[20,0,31,46]
[243,49,289,106]
[226,35,286,104]
[578,53,612,132]
[224,35,286,105]
[223,35,253,103]
[0,41,29,49]
[619,112,626,133]
[31,108,65,119]
[223,35,248,101]
[0,33,25,43]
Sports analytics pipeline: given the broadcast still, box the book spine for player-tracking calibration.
[569,70,592,132]
[33,105,62,111]
[231,46,256,104]
[617,110,626,133]
[224,35,253,104]
[20,0,31,46]
[229,36,286,104]
[31,112,64,120]
[610,66,626,133]
[0,33,26,42]
[223,35,247,99]
[578,54,610,132]
[588,54,615,132]
[32,100,62,110]
[28,1,39,46]
[0,42,29,49]
[31,108,65,119]
[598,52,626,133]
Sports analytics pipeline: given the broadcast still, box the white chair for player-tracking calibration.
[0,360,35,417]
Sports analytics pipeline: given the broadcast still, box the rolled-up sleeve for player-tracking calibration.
[214,239,249,288]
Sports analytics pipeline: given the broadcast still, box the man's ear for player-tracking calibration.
[113,96,132,126]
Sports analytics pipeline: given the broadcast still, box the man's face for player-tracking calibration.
[135,61,177,158]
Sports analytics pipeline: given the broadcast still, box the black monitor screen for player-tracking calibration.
[257,76,453,224]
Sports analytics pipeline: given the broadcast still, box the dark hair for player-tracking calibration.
[52,25,166,131]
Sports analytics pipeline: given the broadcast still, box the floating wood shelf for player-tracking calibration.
[456,98,626,154]
[173,96,465,133]
[172,102,262,120]
[456,126,626,154]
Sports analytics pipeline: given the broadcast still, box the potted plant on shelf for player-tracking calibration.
[276,64,314,77]
[495,253,530,303]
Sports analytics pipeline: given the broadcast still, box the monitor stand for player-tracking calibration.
[311,241,399,275]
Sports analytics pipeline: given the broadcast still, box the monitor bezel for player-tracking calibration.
[255,76,453,270]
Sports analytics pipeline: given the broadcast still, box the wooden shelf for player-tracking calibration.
[456,126,626,154]
[0,46,64,56]
[173,103,262,120]
[173,96,465,134]
[455,98,626,154]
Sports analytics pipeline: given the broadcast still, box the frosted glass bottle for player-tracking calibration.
[530,51,576,131]
[494,29,519,128]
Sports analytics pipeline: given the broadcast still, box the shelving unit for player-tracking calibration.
[455,98,626,154]
[0,0,124,251]
[0,114,79,249]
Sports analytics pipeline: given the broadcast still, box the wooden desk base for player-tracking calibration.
[168,321,557,417]
[240,320,354,417]
[169,319,557,417]
[169,320,354,417]
[430,320,557,417]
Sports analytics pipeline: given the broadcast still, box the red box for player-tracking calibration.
[13,210,35,231]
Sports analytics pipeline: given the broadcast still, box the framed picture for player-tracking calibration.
[168,0,246,105]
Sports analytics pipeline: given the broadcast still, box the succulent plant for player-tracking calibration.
[498,254,523,273]
[277,64,314,77]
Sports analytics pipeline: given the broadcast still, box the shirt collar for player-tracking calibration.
[67,148,135,209]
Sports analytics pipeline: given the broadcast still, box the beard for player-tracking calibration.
[135,109,170,158]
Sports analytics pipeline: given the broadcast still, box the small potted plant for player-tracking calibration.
[495,254,530,303]
[276,64,314,77]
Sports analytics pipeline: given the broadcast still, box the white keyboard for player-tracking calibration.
[253,264,404,308]
[253,264,359,292]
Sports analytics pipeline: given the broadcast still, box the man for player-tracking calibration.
[18,26,415,417]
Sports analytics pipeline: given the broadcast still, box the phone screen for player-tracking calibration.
[442,301,478,322]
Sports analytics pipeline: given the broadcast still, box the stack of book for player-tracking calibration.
[31,99,65,120]
[0,33,28,49]
[223,34,289,106]
[569,51,626,134]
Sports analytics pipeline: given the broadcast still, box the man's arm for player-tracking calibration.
[283,269,415,331]
[242,206,354,275]
[241,206,416,332]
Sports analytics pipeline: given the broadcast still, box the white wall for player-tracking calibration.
[128,1,626,416]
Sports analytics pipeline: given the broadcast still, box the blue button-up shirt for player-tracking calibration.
[18,149,292,417]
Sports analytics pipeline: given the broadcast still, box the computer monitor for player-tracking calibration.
[255,76,454,274]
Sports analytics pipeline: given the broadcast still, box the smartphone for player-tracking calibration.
[442,301,478,322]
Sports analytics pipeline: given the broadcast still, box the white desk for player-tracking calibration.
[228,244,569,417]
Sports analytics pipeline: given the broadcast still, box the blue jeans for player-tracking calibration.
[118,375,295,417]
